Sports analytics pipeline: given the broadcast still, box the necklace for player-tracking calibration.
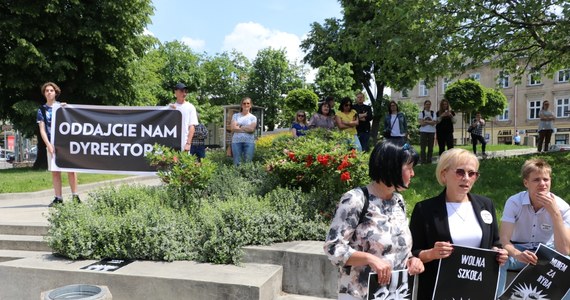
[447,202,466,222]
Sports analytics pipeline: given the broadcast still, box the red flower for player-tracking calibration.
[340,171,351,182]
[337,156,351,170]
[317,154,330,166]
[288,152,297,161]
[350,149,357,158]
[172,156,179,163]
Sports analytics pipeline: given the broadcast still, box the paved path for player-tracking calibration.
[0,175,162,225]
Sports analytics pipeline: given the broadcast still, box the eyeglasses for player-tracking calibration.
[297,115,305,118]
[454,168,480,179]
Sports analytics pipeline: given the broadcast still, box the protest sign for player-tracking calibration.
[368,269,410,300]
[51,105,182,174]
[81,258,134,272]
[433,245,500,300]
[499,244,570,300]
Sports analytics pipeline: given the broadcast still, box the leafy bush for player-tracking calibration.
[265,129,369,216]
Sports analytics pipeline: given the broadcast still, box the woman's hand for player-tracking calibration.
[431,241,454,260]
[368,255,392,286]
[407,257,424,275]
[493,247,509,266]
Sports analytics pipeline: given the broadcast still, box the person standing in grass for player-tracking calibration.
[497,158,570,297]
[37,82,80,206]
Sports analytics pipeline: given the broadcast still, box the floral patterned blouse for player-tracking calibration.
[324,187,412,299]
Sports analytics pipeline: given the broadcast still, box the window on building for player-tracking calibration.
[419,80,428,96]
[442,77,452,91]
[528,72,542,86]
[556,69,570,83]
[401,89,409,98]
[499,71,510,88]
[497,105,509,121]
[469,73,481,81]
[528,100,541,119]
[556,97,570,117]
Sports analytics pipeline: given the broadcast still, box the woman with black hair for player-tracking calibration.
[324,140,425,300]
[383,100,407,142]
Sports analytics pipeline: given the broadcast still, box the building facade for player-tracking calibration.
[392,64,570,146]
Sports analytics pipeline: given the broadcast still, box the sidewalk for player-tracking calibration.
[0,175,162,226]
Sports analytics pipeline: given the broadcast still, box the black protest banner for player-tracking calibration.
[368,269,410,300]
[81,258,134,272]
[51,105,182,174]
[433,245,500,300]
[499,244,570,300]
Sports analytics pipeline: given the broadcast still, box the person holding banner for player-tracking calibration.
[170,82,198,152]
[37,82,80,206]
[324,140,425,300]
[497,158,570,297]
[409,148,507,300]
[230,97,257,166]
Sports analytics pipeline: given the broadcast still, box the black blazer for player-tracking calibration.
[409,189,501,300]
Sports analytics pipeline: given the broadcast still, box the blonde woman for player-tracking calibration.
[409,148,508,299]
[291,110,309,137]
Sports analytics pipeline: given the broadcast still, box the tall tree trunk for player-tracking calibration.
[363,81,385,146]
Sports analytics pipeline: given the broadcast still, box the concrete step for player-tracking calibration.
[0,222,49,235]
[0,255,283,300]
[276,292,335,300]
[0,249,51,262]
[243,241,337,299]
[0,234,51,251]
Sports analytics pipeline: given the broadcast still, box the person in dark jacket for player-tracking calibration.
[409,148,508,300]
[353,92,373,152]
[435,99,456,156]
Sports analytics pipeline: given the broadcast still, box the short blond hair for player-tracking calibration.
[435,148,479,186]
[521,158,551,179]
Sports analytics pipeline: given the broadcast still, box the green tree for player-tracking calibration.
[480,88,508,119]
[283,88,319,122]
[444,79,486,138]
[314,57,356,101]
[246,48,303,131]
[302,0,462,144]
[0,0,154,136]
[444,0,570,78]
[201,50,251,106]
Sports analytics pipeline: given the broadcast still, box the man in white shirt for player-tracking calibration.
[497,158,570,296]
[418,100,437,164]
[170,83,198,151]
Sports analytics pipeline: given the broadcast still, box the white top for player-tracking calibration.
[390,114,404,137]
[174,101,199,148]
[447,202,483,248]
[538,110,555,131]
[501,191,570,250]
[418,110,436,133]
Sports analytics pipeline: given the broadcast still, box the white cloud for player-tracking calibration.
[222,22,316,81]
[181,37,206,52]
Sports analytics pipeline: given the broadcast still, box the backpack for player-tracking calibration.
[421,110,434,120]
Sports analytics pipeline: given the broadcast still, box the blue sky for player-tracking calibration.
[146,0,342,64]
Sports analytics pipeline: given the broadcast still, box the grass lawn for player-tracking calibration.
[0,167,129,193]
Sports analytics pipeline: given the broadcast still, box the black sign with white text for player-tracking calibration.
[368,269,410,300]
[51,105,182,174]
[433,245,500,300]
[499,244,570,300]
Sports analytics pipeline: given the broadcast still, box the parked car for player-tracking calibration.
[28,146,38,161]
[0,149,15,163]
[548,144,570,152]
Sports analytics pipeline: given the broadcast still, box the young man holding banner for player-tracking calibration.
[37,82,80,206]
[498,158,570,297]
[170,83,198,152]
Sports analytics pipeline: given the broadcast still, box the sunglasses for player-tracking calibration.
[454,168,480,179]
[297,114,305,117]
[343,104,352,107]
